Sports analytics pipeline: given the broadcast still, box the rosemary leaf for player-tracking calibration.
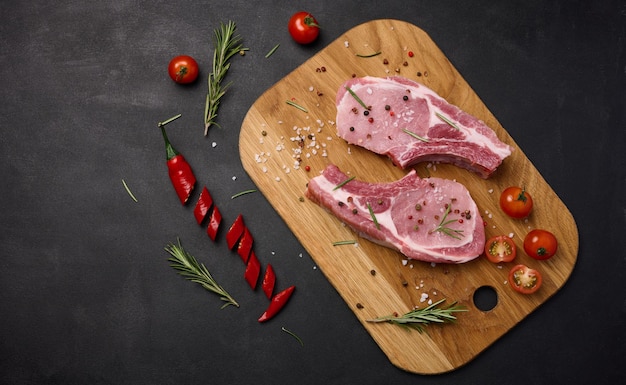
[231,189,257,199]
[332,240,357,246]
[281,326,304,346]
[345,86,369,110]
[165,239,239,309]
[402,128,429,142]
[435,112,460,130]
[286,100,308,113]
[121,179,138,202]
[204,21,248,135]
[333,175,355,190]
[367,298,467,333]
[355,51,381,58]
[265,43,280,58]
[367,202,380,230]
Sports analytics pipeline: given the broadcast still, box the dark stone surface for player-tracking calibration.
[1,1,624,383]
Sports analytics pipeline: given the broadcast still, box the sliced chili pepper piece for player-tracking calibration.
[261,264,276,299]
[158,116,196,205]
[206,206,222,241]
[244,251,261,290]
[226,214,245,249]
[193,187,214,225]
[258,285,295,323]
[237,227,254,264]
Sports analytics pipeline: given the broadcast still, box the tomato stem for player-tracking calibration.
[304,15,320,28]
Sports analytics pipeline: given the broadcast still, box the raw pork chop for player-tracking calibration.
[336,76,512,178]
[305,164,485,264]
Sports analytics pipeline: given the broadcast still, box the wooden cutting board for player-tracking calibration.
[239,19,578,374]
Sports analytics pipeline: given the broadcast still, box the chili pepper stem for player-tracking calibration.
[158,114,182,160]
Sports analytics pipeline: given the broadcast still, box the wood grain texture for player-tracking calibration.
[239,20,578,374]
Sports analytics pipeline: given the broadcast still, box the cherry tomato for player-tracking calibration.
[524,229,558,260]
[168,55,199,84]
[288,12,320,44]
[499,186,533,218]
[508,264,542,294]
[484,235,517,263]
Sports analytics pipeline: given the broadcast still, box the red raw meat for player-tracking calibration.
[336,76,512,178]
[305,164,485,264]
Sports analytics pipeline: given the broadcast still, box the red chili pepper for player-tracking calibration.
[244,251,261,289]
[226,214,245,249]
[206,206,222,241]
[261,264,276,299]
[258,285,295,323]
[158,115,196,205]
[193,187,214,225]
[237,227,254,264]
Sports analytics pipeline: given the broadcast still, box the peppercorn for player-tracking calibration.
[349,126,355,131]
[363,110,369,116]
[384,105,390,110]
[403,95,409,101]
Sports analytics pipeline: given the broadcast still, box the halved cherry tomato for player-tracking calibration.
[508,264,542,294]
[288,12,320,44]
[499,186,533,218]
[168,55,199,84]
[524,229,558,260]
[484,235,517,263]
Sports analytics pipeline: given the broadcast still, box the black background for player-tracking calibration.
[2,1,625,384]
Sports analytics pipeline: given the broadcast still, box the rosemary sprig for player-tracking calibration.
[333,175,355,190]
[367,298,467,333]
[204,21,248,135]
[435,112,460,130]
[402,128,429,142]
[165,239,239,309]
[345,86,369,110]
[431,203,464,240]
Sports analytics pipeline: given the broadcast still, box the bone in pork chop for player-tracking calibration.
[336,76,512,178]
[305,164,485,264]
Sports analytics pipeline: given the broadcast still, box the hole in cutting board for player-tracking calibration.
[473,286,498,312]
